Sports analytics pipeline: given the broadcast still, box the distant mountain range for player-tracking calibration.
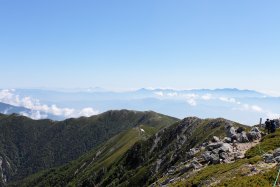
[0,88,279,124]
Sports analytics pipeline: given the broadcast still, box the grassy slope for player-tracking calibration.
[13,125,165,187]
[0,110,178,183]
[11,117,248,187]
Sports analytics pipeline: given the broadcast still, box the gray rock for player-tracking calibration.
[186,148,198,158]
[206,142,223,151]
[237,131,249,143]
[179,164,192,174]
[223,137,232,143]
[275,156,280,163]
[201,151,220,164]
[251,127,261,133]
[201,151,212,162]
[226,126,237,139]
[210,153,220,164]
[219,143,233,153]
[236,127,245,133]
[274,148,280,158]
[247,131,261,141]
[263,153,275,163]
[219,152,229,160]
[190,160,203,169]
[212,143,233,155]
[212,136,220,142]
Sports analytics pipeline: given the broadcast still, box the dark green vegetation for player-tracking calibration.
[17,117,246,187]
[0,110,178,185]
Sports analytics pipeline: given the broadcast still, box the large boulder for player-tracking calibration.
[236,127,245,133]
[210,153,220,164]
[247,131,261,141]
[247,127,262,141]
[226,126,237,139]
[201,151,212,162]
[219,152,229,160]
[219,143,233,153]
[206,142,223,151]
[212,143,233,154]
[251,127,261,133]
[237,131,249,143]
[202,151,220,164]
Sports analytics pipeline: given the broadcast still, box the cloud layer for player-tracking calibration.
[153,91,279,119]
[0,89,99,119]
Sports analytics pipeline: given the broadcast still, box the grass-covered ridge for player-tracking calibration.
[0,110,178,184]
[15,117,248,187]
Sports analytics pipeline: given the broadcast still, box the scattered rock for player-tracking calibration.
[206,142,223,151]
[251,127,261,133]
[201,151,212,162]
[212,136,220,142]
[273,148,280,157]
[236,127,245,133]
[219,152,229,160]
[219,143,233,153]
[190,159,203,169]
[237,131,249,143]
[275,156,280,163]
[263,154,275,163]
[210,153,220,164]
[223,137,232,143]
[186,148,198,158]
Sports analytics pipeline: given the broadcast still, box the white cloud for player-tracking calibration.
[201,94,212,100]
[0,89,99,119]
[219,97,237,103]
[20,111,48,120]
[154,91,164,97]
[186,98,197,106]
[167,92,178,97]
[251,105,263,112]
[78,107,99,117]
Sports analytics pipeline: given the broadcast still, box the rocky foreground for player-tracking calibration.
[155,124,280,186]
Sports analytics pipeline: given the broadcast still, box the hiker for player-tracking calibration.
[265,119,271,134]
[271,120,276,133]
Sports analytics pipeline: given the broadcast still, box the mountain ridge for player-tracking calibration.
[0,110,178,185]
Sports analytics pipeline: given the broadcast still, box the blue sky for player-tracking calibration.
[0,0,280,94]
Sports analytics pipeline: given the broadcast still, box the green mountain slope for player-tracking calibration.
[0,110,178,185]
[16,117,247,187]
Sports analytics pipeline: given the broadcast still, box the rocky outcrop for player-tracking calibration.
[237,131,249,143]
[201,142,233,164]
[263,148,280,163]
[247,127,262,141]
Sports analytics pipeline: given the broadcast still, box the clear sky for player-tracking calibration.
[0,0,279,94]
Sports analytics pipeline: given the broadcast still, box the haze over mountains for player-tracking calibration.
[0,88,279,125]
